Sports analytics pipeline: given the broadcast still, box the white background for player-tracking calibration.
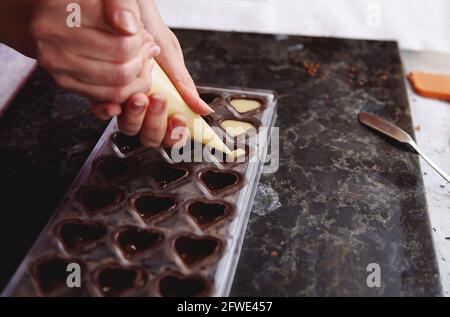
[156,0,450,53]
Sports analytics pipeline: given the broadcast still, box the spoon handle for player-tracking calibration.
[409,141,450,184]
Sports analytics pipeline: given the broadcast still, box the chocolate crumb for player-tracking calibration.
[303,61,320,77]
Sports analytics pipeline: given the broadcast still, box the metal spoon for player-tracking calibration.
[358,112,450,183]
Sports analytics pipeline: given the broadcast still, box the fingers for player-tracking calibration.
[90,101,122,121]
[117,93,149,135]
[175,80,215,115]
[140,94,168,147]
[102,0,142,35]
[155,30,214,116]
[53,59,153,103]
[54,41,160,86]
[65,27,153,63]
[91,93,189,149]
[163,114,189,148]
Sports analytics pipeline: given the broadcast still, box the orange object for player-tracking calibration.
[408,72,450,101]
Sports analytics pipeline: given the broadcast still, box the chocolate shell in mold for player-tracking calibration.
[76,185,124,215]
[92,263,148,297]
[55,219,107,253]
[113,225,164,260]
[129,192,177,223]
[200,92,221,105]
[93,155,139,183]
[157,271,212,297]
[30,255,85,295]
[147,162,190,189]
[184,199,234,230]
[172,233,224,269]
[110,132,144,155]
[197,168,244,196]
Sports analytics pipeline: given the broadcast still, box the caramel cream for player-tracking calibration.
[220,119,255,137]
[229,98,262,113]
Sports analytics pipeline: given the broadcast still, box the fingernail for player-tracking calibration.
[200,99,215,114]
[147,44,161,57]
[205,104,215,114]
[107,108,121,117]
[149,95,165,113]
[116,10,138,34]
[130,100,146,114]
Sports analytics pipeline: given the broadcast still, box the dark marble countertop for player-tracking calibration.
[0,29,441,296]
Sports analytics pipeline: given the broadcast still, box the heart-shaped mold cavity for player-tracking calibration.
[130,192,177,223]
[185,199,234,230]
[148,162,189,189]
[114,226,164,260]
[198,168,244,195]
[220,119,257,138]
[93,264,147,297]
[172,234,223,268]
[93,156,138,183]
[76,186,123,215]
[111,132,142,155]
[200,93,219,104]
[227,97,264,114]
[158,272,212,297]
[31,256,84,294]
[55,219,107,252]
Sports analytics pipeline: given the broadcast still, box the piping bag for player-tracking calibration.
[148,61,241,158]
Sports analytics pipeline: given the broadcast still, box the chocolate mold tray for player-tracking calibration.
[2,86,277,297]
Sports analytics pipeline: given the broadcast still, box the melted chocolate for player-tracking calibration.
[198,169,243,194]
[31,256,81,294]
[200,93,219,104]
[76,186,123,215]
[93,264,147,296]
[115,226,164,259]
[158,272,211,297]
[130,193,177,222]
[148,163,189,189]
[173,234,223,267]
[186,200,233,229]
[111,132,142,155]
[94,156,138,183]
[56,219,107,252]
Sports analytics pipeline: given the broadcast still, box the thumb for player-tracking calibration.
[102,0,142,35]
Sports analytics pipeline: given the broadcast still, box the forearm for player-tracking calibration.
[0,0,37,57]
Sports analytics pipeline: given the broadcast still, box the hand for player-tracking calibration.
[28,0,159,103]
[91,0,213,148]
